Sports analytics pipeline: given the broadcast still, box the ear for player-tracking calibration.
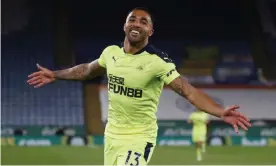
[149,29,154,37]
[123,24,126,33]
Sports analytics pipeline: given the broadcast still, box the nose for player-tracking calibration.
[132,20,142,27]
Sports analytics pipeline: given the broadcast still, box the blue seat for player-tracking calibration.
[1,41,84,126]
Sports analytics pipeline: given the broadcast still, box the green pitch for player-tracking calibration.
[2,146,276,165]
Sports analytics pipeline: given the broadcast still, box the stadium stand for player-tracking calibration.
[1,37,84,126]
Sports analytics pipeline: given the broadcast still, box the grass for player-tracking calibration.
[2,146,276,165]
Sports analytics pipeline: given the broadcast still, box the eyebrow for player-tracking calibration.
[129,15,136,19]
[129,15,149,22]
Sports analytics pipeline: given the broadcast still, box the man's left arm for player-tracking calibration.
[168,76,225,118]
[154,53,226,118]
[154,53,250,132]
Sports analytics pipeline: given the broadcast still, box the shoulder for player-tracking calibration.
[102,45,121,53]
[145,45,173,63]
[203,112,209,118]
[189,113,194,118]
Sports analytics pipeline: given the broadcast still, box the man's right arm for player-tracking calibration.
[28,50,107,88]
[54,59,105,81]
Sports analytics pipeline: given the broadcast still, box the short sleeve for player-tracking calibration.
[98,47,110,68]
[204,113,209,121]
[188,113,194,121]
[154,53,180,85]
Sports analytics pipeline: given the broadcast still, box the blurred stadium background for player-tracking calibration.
[1,0,276,165]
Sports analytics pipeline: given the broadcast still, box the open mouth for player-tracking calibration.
[130,30,140,36]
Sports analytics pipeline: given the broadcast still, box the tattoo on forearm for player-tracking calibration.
[170,76,193,98]
[54,63,91,80]
[170,76,224,117]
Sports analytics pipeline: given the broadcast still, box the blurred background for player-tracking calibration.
[1,0,276,165]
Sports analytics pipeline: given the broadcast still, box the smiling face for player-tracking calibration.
[124,9,154,45]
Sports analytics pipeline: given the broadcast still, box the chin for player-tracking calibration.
[128,37,144,44]
[129,39,140,44]
[128,38,140,45]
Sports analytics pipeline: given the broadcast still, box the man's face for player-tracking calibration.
[124,10,153,45]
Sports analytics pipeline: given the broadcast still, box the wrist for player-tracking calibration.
[216,107,225,119]
[52,71,58,80]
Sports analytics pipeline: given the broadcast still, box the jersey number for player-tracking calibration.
[125,150,142,166]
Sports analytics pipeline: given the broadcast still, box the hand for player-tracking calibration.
[222,105,251,134]
[27,64,56,88]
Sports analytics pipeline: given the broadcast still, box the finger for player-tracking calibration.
[28,71,41,78]
[228,110,250,122]
[238,117,251,127]
[241,115,250,122]
[27,76,41,83]
[29,79,42,86]
[223,105,240,117]
[225,105,240,111]
[237,121,248,131]
[233,124,239,133]
[37,63,46,71]
[34,82,45,88]
[235,112,250,122]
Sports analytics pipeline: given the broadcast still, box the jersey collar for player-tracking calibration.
[121,42,152,55]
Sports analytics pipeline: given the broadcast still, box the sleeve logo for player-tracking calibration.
[166,69,176,77]
[162,52,173,63]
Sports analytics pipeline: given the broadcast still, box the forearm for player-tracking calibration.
[53,63,91,80]
[186,88,224,118]
[169,76,224,118]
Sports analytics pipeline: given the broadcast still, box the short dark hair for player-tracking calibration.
[128,7,155,25]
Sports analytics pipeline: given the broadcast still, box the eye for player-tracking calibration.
[128,19,135,23]
[141,21,147,25]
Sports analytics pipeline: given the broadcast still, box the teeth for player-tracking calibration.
[131,30,139,34]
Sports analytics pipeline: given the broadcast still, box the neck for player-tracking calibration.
[123,37,148,54]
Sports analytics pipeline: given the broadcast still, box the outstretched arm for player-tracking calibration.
[168,76,251,132]
[153,51,250,133]
[27,60,105,88]
[53,60,105,80]
[168,76,224,118]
